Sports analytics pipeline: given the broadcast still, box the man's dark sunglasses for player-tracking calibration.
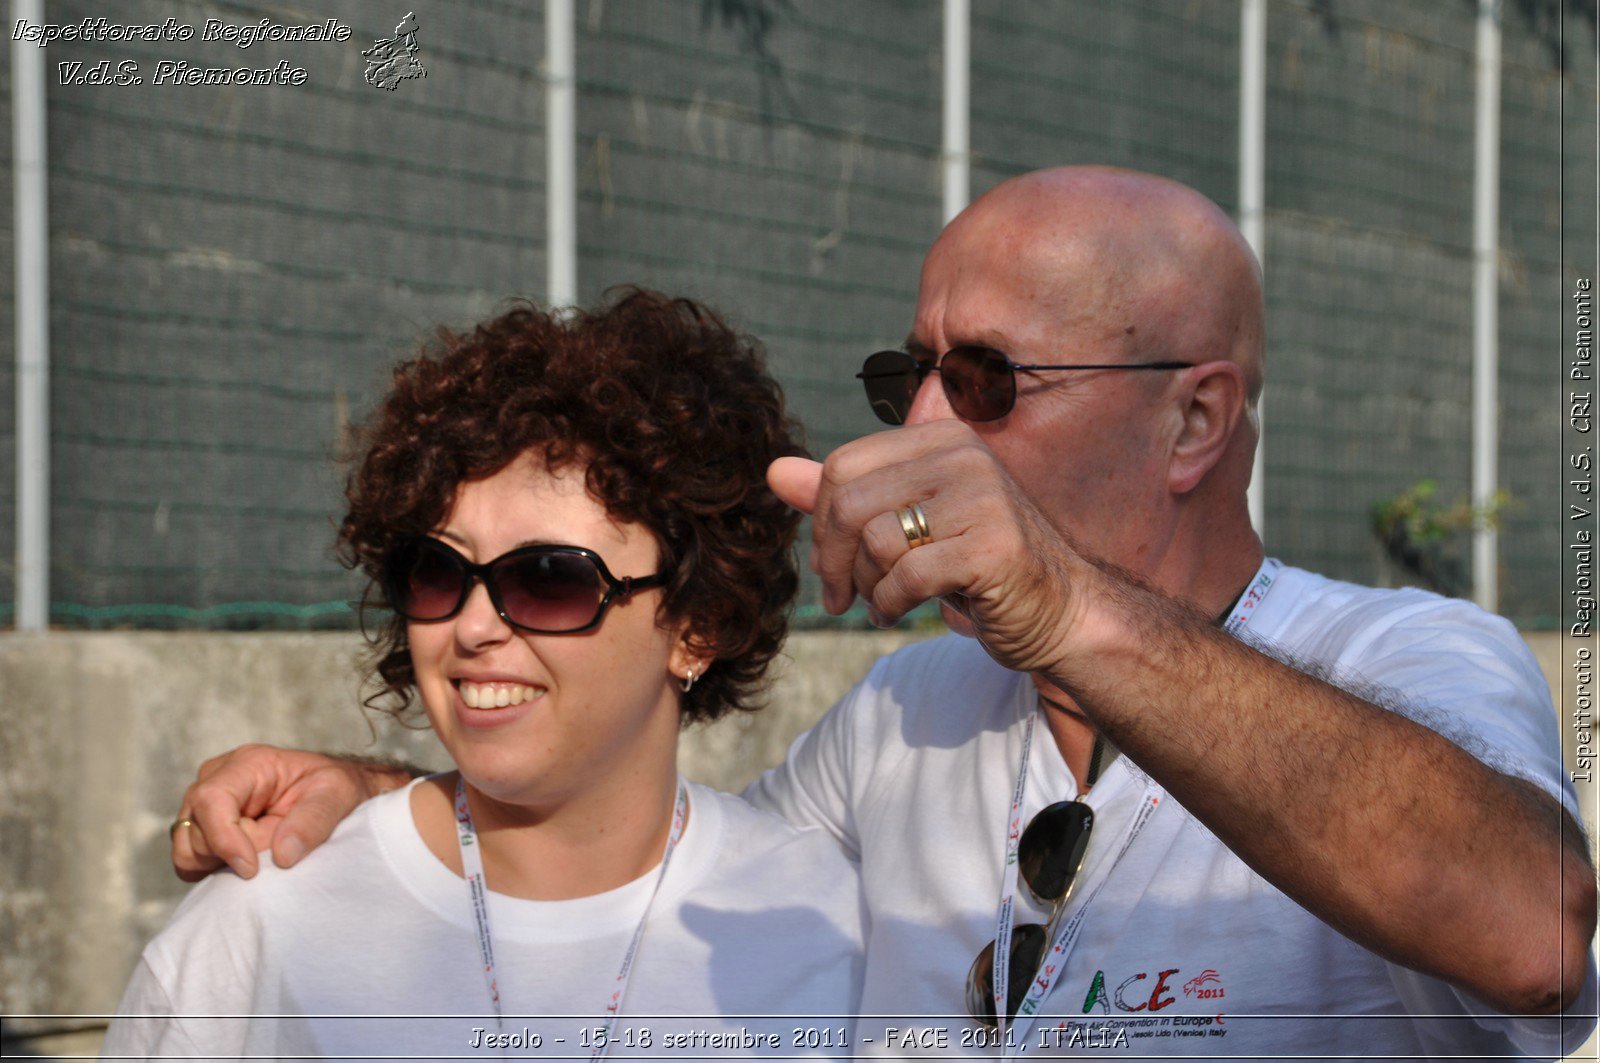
[382,536,666,635]
[857,347,1195,424]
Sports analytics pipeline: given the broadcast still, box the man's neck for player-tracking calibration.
[1156,520,1265,621]
[1033,675,1103,793]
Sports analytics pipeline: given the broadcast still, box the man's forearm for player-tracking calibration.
[340,754,432,797]
[1045,566,1595,1014]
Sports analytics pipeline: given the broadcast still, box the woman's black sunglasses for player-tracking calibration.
[382,536,666,635]
[857,347,1195,424]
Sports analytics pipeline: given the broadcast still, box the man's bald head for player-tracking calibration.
[931,166,1264,404]
[909,166,1266,598]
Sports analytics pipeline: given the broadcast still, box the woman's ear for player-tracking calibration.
[1167,360,1248,495]
[669,624,713,691]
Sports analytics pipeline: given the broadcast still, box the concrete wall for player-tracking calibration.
[0,628,1590,1040]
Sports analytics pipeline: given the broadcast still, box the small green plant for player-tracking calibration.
[1370,480,1511,597]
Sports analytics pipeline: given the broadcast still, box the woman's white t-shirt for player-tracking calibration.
[104,779,865,1059]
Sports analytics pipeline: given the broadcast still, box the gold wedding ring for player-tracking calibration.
[897,501,933,549]
[169,817,195,839]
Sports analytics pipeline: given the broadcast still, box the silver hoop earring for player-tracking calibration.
[680,665,698,693]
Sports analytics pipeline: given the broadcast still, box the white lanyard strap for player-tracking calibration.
[1222,557,1282,636]
[1005,780,1162,1054]
[454,775,690,1061]
[989,708,1038,1045]
[989,557,1281,1049]
[454,778,502,1021]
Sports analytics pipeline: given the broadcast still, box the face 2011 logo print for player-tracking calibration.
[1078,966,1229,1013]
[1183,969,1224,1000]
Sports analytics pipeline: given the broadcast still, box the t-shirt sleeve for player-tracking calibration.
[101,875,263,1060]
[99,958,205,1060]
[1386,958,1598,1061]
[1336,595,1597,1051]
[1335,595,1578,823]
[743,670,878,860]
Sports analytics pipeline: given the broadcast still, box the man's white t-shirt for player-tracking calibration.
[745,564,1596,1059]
[105,779,865,1060]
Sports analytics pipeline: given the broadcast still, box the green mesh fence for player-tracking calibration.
[0,0,1593,629]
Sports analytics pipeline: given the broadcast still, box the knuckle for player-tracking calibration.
[309,766,349,797]
[819,450,856,491]
[860,517,903,565]
[190,786,233,819]
[829,484,877,532]
[890,553,924,597]
[952,439,995,473]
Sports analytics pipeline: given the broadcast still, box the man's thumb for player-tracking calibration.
[271,792,345,868]
[767,456,823,515]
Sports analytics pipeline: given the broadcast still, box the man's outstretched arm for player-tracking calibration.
[1048,578,1595,1016]
[776,428,1597,1017]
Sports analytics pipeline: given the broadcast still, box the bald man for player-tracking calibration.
[174,167,1595,1056]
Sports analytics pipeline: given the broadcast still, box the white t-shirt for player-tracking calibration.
[745,564,1597,1059]
[104,779,865,1060]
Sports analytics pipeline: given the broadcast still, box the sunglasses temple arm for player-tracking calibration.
[1035,884,1079,972]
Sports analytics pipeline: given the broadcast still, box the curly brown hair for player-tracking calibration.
[340,288,806,726]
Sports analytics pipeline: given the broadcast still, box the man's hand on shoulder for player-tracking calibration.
[171,744,418,882]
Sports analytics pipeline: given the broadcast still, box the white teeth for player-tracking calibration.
[458,681,544,709]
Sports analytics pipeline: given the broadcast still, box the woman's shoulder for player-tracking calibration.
[135,785,415,1006]
[668,784,865,1006]
[691,782,852,853]
[166,789,398,924]
[681,784,864,902]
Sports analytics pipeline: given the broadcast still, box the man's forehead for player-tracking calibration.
[904,325,1019,356]
[910,253,1068,354]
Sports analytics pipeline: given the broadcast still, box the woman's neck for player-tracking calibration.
[412,763,684,901]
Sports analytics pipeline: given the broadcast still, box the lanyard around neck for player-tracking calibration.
[989,557,1282,1051]
[453,774,690,1060]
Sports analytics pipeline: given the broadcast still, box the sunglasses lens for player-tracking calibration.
[942,347,1016,422]
[966,923,1049,1028]
[859,350,920,425]
[494,550,606,632]
[387,539,467,621]
[1018,800,1094,905]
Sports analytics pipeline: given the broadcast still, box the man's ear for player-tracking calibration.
[1167,361,1248,495]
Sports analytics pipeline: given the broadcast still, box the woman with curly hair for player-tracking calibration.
[105,291,864,1059]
